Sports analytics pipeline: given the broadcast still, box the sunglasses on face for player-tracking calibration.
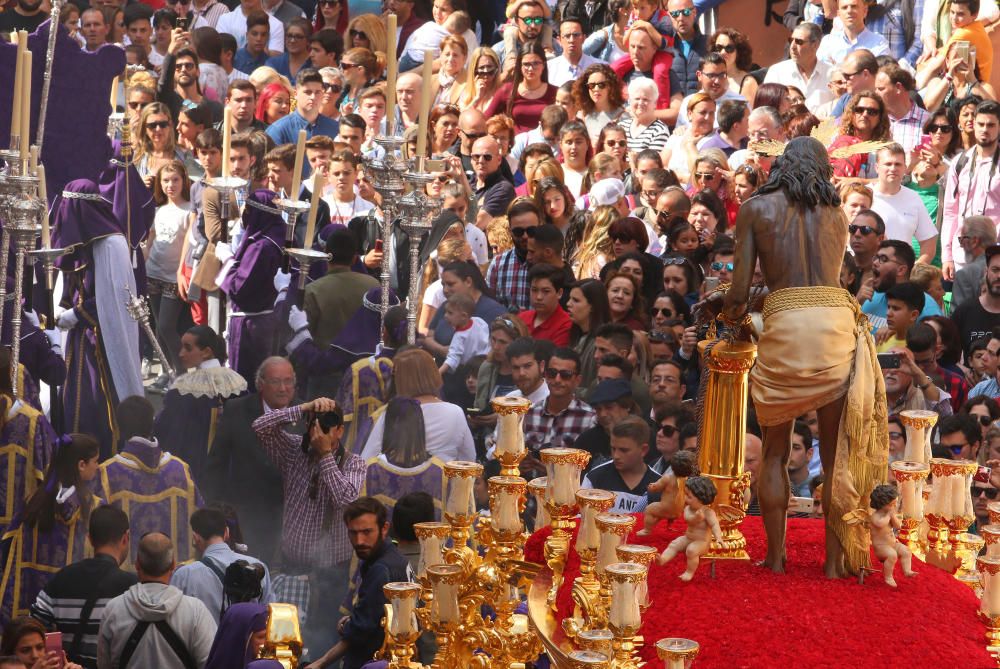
[660,424,679,437]
[434,175,450,183]
[510,226,536,237]
[349,28,367,38]
[669,7,694,17]
[973,486,1000,500]
[127,101,145,110]
[475,68,498,77]
[854,106,881,117]
[587,80,608,91]
[927,124,952,133]
[610,234,635,244]
[848,224,877,235]
[147,120,170,130]
[322,82,343,93]
[462,130,487,140]
[711,261,734,272]
[544,368,577,380]
[977,415,994,426]
[712,43,736,53]
[470,153,494,162]
[604,139,627,148]
[518,15,544,25]
[340,61,359,70]
[788,36,809,46]
[652,307,675,317]
[948,443,969,456]
[175,62,196,71]
[695,171,716,180]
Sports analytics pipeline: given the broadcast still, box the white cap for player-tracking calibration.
[590,178,626,206]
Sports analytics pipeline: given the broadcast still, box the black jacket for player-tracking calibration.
[340,540,410,669]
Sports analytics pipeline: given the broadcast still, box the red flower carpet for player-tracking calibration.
[525,516,995,668]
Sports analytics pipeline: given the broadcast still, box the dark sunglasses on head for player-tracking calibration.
[649,330,676,343]
[510,226,536,238]
[147,120,170,130]
[973,486,1000,500]
[544,367,576,380]
[662,256,688,266]
[711,261,734,272]
[660,424,679,437]
[848,224,877,235]
[669,7,694,17]
[712,44,736,53]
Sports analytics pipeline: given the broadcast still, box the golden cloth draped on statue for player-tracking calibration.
[752,286,888,574]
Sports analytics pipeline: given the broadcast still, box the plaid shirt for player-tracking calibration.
[487,249,530,311]
[890,103,931,159]
[866,0,925,65]
[523,398,597,453]
[937,364,971,413]
[253,405,366,567]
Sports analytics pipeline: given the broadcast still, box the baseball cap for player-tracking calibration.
[589,178,626,206]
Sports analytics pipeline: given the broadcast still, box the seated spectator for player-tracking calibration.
[581,415,659,512]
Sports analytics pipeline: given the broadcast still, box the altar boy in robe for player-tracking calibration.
[96,396,203,567]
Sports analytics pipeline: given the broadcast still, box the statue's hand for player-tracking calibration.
[693,290,724,323]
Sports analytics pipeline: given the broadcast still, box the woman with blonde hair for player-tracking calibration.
[361,349,476,462]
[248,66,293,94]
[573,204,618,279]
[688,148,738,226]
[134,102,200,186]
[435,34,469,105]
[525,157,565,197]
[487,215,513,257]
[456,47,501,112]
[346,14,387,56]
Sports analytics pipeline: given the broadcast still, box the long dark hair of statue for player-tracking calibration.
[755,136,840,209]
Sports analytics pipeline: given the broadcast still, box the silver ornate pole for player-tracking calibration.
[396,186,440,344]
[286,248,330,289]
[3,194,44,396]
[34,0,65,155]
[124,285,176,380]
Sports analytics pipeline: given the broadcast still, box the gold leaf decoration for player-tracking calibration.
[810,117,838,147]
[748,139,786,156]
[828,140,892,160]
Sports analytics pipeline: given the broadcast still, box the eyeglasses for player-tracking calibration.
[669,7,694,17]
[873,253,897,264]
[854,106,881,117]
[660,424,679,437]
[973,486,1000,500]
[521,60,544,70]
[147,120,170,130]
[510,226,536,237]
[711,261,734,272]
[848,224,877,235]
[322,82,343,93]
[470,153,494,162]
[652,307,675,317]
[604,139,627,148]
[544,367,577,380]
[662,257,688,266]
[700,71,727,81]
[587,80,608,91]
[927,124,952,133]
[518,15,544,25]
[888,431,904,440]
[287,32,306,40]
[349,28,368,39]
[474,67,497,77]
[340,61,359,70]
[462,129,487,140]
[175,62,196,71]
[712,43,736,53]
[694,172,716,180]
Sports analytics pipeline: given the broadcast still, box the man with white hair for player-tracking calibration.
[728,106,786,170]
[953,216,999,309]
[393,72,422,131]
[610,21,683,124]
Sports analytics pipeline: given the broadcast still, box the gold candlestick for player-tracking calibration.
[577,628,614,657]
[443,460,483,552]
[541,448,590,610]
[566,489,615,638]
[605,562,647,669]
[488,475,528,543]
[958,533,986,577]
[568,650,612,668]
[656,638,700,669]
[890,460,929,556]
[383,582,422,669]
[491,396,533,476]
[616,544,658,611]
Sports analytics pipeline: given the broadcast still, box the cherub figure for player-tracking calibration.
[869,484,917,588]
[656,476,724,581]
[637,451,700,536]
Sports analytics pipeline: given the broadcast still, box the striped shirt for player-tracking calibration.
[486,249,531,311]
[620,114,671,154]
[30,554,137,668]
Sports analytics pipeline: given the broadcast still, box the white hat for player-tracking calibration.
[590,178,626,206]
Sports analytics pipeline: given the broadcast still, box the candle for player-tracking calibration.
[304,171,322,248]
[414,50,433,160]
[446,475,474,515]
[221,107,232,178]
[20,49,31,163]
[387,589,418,637]
[28,145,37,174]
[950,472,967,520]
[385,14,397,134]
[429,566,460,625]
[897,478,915,518]
[109,75,119,112]
[289,129,307,199]
[511,613,528,636]
[496,411,525,457]
[417,534,442,577]
[608,566,642,630]
[530,477,550,528]
[37,164,49,248]
[903,423,925,463]
[577,504,600,552]
[492,488,522,533]
[550,462,578,506]
[10,31,25,151]
[596,516,627,575]
[915,480,924,518]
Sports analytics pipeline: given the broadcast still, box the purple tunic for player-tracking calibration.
[360,455,446,520]
[96,438,204,566]
[336,355,394,455]
[0,401,56,537]
[0,490,95,622]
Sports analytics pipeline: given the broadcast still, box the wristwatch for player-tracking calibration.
[918,376,932,391]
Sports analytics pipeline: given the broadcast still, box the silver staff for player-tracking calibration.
[3,193,44,396]
[35,0,65,155]
[124,285,176,380]
[396,186,440,344]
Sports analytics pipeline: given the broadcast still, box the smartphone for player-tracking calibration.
[176,15,189,30]
[425,159,447,173]
[703,276,720,293]
[954,40,970,65]
[877,353,901,369]
[374,239,383,253]
[975,466,993,484]
[44,632,64,669]
[465,407,482,416]
[789,497,814,515]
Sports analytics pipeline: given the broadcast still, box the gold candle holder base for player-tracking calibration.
[957,532,987,576]
[981,611,1000,648]
[957,571,984,597]
[491,396,533,477]
[948,515,976,554]
[703,471,751,560]
[898,517,924,558]
[609,623,643,669]
[926,513,948,552]
[656,637,700,669]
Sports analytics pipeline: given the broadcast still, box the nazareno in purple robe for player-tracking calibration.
[204,602,268,669]
[220,190,286,384]
[154,360,247,485]
[95,436,204,566]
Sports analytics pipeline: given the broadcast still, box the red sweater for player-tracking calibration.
[518,307,572,346]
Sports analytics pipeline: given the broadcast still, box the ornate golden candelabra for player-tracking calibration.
[258,603,303,668]
[980,556,1000,650]
[382,582,422,668]
[899,409,938,464]
[957,533,986,577]
[605,562,648,669]
[566,489,616,637]
[696,339,756,560]
[540,447,590,610]
[491,396,533,476]
[890,460,929,556]
[656,638,700,669]
[567,650,612,668]
[989,501,1000,526]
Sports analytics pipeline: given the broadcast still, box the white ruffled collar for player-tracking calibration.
[170,364,247,399]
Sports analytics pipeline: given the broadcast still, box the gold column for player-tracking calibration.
[696,339,757,560]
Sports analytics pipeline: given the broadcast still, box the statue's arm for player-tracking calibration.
[722,203,757,321]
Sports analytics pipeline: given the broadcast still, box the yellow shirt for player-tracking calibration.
[877,335,906,353]
[946,21,993,83]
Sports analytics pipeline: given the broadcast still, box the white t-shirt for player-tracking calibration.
[323,194,375,226]
[147,201,192,283]
[361,401,477,463]
[465,223,489,266]
[216,8,284,53]
[871,186,938,243]
[402,22,477,62]
[444,316,490,370]
[422,279,445,309]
